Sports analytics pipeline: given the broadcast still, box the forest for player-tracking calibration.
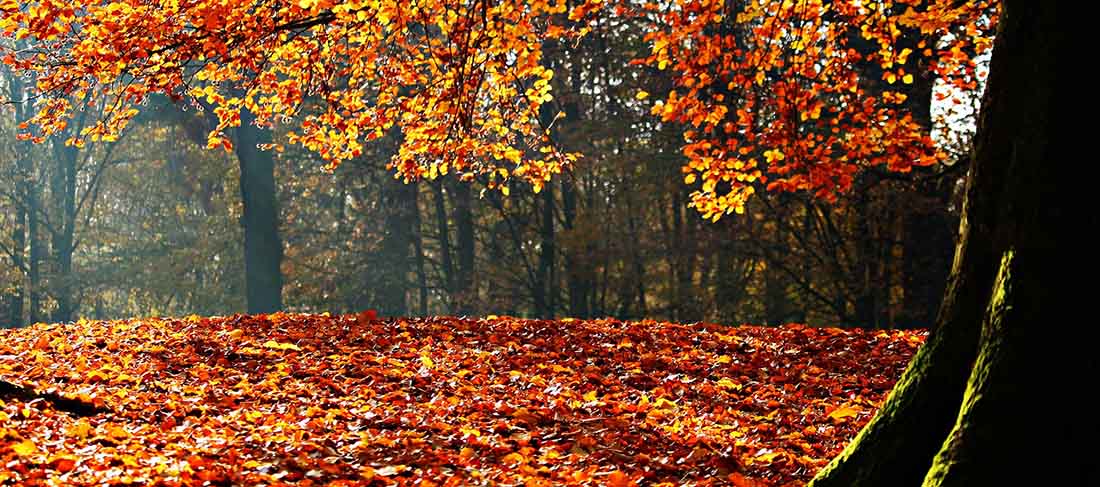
[0,0,1088,486]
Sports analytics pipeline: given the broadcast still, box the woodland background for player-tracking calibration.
[0,10,976,329]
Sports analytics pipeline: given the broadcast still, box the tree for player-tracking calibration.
[4,0,1086,484]
[235,108,284,313]
[812,3,1091,485]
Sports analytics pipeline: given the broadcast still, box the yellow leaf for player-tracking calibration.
[68,420,93,439]
[828,405,861,422]
[635,90,649,100]
[717,378,742,390]
[903,73,914,84]
[263,340,301,351]
[244,410,265,422]
[684,173,697,184]
[653,397,678,410]
[11,440,38,457]
[420,354,434,369]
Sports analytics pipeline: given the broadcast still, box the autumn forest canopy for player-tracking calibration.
[0,0,995,323]
[1,1,1086,486]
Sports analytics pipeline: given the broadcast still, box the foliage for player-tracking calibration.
[622,0,996,218]
[1,0,993,209]
[1,314,922,485]
[1,0,582,191]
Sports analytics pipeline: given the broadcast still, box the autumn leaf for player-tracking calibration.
[262,340,301,351]
[11,440,38,457]
[828,405,862,423]
[0,314,922,485]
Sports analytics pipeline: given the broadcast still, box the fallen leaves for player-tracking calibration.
[0,314,924,486]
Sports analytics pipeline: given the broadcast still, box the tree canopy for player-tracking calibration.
[1,0,994,215]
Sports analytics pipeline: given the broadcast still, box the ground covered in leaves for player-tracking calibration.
[0,314,924,486]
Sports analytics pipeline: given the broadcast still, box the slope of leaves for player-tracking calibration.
[0,314,923,486]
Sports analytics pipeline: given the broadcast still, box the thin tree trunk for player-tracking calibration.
[27,176,42,323]
[431,180,455,311]
[452,180,475,315]
[7,72,27,327]
[535,183,556,317]
[561,175,588,318]
[411,186,428,316]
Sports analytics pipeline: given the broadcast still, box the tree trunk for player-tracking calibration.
[6,199,24,327]
[411,185,428,316]
[7,72,27,327]
[452,180,476,315]
[49,140,78,322]
[377,173,417,317]
[534,183,556,318]
[431,180,455,311]
[27,177,42,324]
[811,3,1085,485]
[561,175,589,318]
[235,108,283,314]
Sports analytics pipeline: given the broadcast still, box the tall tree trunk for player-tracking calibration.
[677,194,698,321]
[561,175,589,318]
[411,186,428,316]
[431,180,455,311]
[235,108,283,314]
[452,180,476,315]
[377,174,417,317]
[27,178,42,324]
[624,193,646,319]
[811,3,1083,485]
[7,196,25,327]
[534,183,556,317]
[670,191,684,320]
[7,73,27,327]
[49,140,78,322]
[852,189,878,327]
[715,220,750,324]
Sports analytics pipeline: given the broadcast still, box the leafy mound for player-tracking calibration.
[0,314,923,486]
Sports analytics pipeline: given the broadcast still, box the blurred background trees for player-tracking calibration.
[0,1,980,329]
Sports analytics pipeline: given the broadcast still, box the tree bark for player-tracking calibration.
[534,183,556,317]
[49,139,78,322]
[377,173,417,317]
[235,108,283,314]
[7,72,27,327]
[561,175,589,318]
[452,180,476,315]
[431,180,455,311]
[811,2,1083,485]
[410,185,428,316]
[27,175,42,324]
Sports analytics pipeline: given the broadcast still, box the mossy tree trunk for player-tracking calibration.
[811,2,1090,486]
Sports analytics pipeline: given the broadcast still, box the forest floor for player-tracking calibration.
[0,314,923,486]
